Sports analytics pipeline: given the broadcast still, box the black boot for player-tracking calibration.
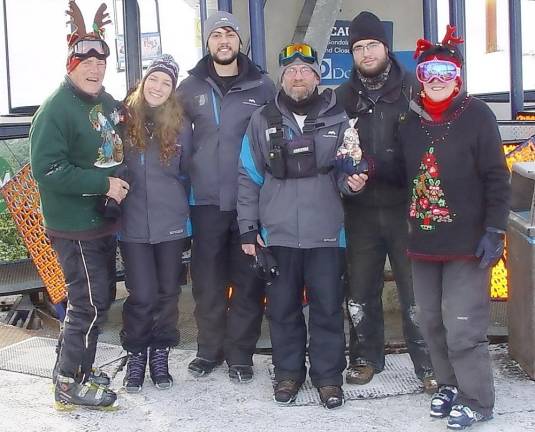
[228,365,254,383]
[318,385,345,409]
[54,374,118,411]
[149,347,173,390]
[123,351,147,393]
[187,357,222,378]
[273,380,301,405]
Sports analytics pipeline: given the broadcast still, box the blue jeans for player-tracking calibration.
[344,203,432,379]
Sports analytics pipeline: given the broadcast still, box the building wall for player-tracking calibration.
[231,0,424,79]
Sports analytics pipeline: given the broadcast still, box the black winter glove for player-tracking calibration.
[333,156,369,176]
[240,230,258,245]
[475,228,505,269]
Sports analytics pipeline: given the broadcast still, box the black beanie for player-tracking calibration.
[349,11,389,50]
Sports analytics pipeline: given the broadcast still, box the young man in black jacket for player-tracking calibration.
[335,11,434,390]
[178,12,275,383]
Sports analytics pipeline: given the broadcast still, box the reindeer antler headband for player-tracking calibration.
[66,0,111,46]
[413,25,464,60]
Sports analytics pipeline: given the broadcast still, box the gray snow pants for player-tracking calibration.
[411,259,494,417]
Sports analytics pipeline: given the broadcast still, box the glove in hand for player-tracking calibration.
[475,229,504,269]
[334,156,369,176]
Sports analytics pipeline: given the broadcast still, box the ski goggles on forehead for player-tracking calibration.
[279,43,318,66]
[416,60,460,84]
[69,38,110,60]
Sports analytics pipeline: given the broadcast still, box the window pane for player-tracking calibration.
[4,0,126,110]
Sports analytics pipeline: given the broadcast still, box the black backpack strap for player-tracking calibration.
[261,100,284,148]
[302,91,328,135]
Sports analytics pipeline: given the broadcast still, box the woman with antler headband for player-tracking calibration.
[398,26,511,429]
[30,1,125,411]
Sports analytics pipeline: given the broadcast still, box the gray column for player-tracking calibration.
[509,0,524,119]
[123,0,142,90]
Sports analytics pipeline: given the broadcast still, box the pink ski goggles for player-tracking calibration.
[416,60,460,84]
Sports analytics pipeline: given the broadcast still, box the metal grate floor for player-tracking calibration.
[268,353,423,405]
[0,338,528,408]
[0,336,123,379]
[0,336,424,405]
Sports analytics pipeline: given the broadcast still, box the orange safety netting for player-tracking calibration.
[0,164,66,303]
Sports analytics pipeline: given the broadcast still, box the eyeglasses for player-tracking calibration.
[279,43,318,66]
[352,41,383,55]
[416,60,460,83]
[69,38,110,60]
[283,66,315,78]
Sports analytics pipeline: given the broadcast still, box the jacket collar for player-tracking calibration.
[63,76,105,103]
[410,91,471,123]
[188,52,263,88]
[275,87,346,131]
[349,53,405,104]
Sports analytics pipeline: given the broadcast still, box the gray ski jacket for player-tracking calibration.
[237,89,356,249]
[178,53,276,211]
[120,125,191,244]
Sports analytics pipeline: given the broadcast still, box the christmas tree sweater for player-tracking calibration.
[398,94,511,260]
[30,78,124,235]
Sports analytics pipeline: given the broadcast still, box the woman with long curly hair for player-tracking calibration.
[119,54,191,392]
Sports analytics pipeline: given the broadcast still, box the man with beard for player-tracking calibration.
[178,11,275,383]
[335,11,435,390]
[238,43,367,408]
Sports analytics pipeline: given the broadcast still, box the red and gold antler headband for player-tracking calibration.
[442,24,464,46]
[413,39,433,59]
[413,25,464,59]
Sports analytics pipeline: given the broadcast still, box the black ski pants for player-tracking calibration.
[120,239,187,353]
[344,203,432,379]
[190,205,264,366]
[267,246,346,387]
[50,235,116,378]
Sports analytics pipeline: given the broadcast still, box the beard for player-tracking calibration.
[211,49,239,66]
[358,55,390,78]
[284,84,315,102]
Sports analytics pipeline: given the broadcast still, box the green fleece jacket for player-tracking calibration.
[30,78,124,232]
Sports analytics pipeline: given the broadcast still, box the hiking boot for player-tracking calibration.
[54,374,118,411]
[430,385,458,418]
[447,404,493,429]
[188,357,222,378]
[149,347,173,390]
[228,365,254,383]
[346,362,374,385]
[318,385,345,409]
[123,351,147,393]
[421,373,438,395]
[273,379,301,405]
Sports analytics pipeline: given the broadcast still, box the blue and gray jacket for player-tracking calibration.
[178,53,276,211]
[237,89,356,249]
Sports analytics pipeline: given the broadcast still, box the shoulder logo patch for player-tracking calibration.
[195,94,207,106]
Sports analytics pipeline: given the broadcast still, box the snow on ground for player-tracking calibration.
[1,347,534,432]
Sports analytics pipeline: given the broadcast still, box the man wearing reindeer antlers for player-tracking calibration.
[335,11,435,391]
[30,1,126,410]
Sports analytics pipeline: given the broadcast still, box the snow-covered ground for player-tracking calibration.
[0,346,534,432]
